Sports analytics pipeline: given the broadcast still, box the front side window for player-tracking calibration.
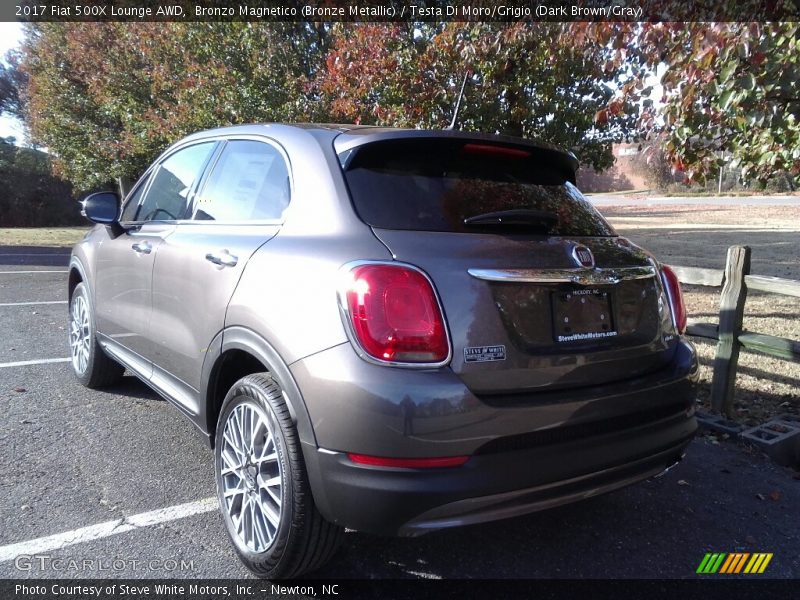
[193,140,291,222]
[134,142,216,223]
[120,176,149,222]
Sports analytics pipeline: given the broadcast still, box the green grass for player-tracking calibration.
[0,227,91,247]
[660,191,798,197]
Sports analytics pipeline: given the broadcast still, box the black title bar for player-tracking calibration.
[3,579,799,600]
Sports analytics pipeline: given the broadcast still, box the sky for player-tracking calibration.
[0,21,26,142]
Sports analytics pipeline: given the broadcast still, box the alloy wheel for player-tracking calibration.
[220,401,283,553]
[69,294,91,375]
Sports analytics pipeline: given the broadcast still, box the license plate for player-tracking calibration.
[552,288,617,342]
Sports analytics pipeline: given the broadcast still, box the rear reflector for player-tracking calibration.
[661,265,687,334]
[340,263,450,364]
[347,453,469,468]
[461,143,531,158]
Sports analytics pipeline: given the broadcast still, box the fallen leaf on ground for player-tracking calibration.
[13,387,26,393]
[769,490,782,501]
[677,480,690,486]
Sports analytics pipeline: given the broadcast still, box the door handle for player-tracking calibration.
[205,250,238,268]
[131,241,152,254]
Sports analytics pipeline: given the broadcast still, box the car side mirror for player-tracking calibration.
[81,192,125,237]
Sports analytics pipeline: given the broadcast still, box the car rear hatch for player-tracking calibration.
[335,132,677,397]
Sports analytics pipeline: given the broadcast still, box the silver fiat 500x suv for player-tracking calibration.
[69,124,698,578]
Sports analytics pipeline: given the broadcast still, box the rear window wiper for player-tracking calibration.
[463,209,558,231]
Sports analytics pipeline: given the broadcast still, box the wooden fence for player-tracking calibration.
[669,245,800,417]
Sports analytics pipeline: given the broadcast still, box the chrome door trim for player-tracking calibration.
[467,266,656,286]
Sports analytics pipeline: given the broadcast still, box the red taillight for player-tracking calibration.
[661,265,687,334]
[341,263,450,364]
[347,453,469,469]
[461,143,531,158]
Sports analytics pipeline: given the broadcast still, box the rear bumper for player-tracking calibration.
[295,339,699,536]
[303,409,695,536]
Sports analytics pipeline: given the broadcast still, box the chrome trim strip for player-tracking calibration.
[467,266,656,286]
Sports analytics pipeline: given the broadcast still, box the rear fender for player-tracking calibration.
[200,326,317,449]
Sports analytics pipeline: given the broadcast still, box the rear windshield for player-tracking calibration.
[340,139,615,237]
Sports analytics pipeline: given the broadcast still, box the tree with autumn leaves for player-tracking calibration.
[17,21,800,192]
[635,22,800,187]
[317,23,638,172]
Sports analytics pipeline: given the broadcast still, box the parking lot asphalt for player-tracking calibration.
[0,249,798,580]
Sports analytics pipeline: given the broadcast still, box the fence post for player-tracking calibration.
[710,245,751,416]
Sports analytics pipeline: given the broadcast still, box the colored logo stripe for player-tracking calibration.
[744,553,773,574]
[697,553,726,573]
[698,552,773,574]
[720,553,749,573]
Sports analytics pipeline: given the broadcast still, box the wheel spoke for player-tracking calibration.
[263,483,281,507]
[224,481,245,498]
[222,429,240,455]
[236,494,249,535]
[263,475,281,488]
[255,430,276,465]
[253,511,268,548]
[261,499,280,529]
[221,448,241,474]
[249,498,260,549]
[255,451,278,465]
[240,408,251,455]
[249,410,258,455]
[233,410,248,458]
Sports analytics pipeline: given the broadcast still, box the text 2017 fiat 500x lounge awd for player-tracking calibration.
[69,124,698,578]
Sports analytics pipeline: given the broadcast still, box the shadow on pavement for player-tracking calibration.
[0,246,71,267]
[104,374,164,403]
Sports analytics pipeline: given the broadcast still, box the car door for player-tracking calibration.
[94,141,218,377]
[148,138,290,413]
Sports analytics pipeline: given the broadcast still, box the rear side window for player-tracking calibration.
[193,140,290,222]
[134,142,216,222]
[340,139,615,237]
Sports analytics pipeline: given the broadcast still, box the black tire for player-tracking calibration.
[214,373,344,579]
[68,282,124,388]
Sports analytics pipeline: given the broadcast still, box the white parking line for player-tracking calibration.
[0,497,217,562]
[0,301,67,307]
[0,270,68,274]
[0,358,71,368]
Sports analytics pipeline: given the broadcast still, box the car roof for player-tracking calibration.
[176,123,579,175]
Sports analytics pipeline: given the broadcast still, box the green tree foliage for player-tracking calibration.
[0,137,80,226]
[633,23,799,186]
[0,56,25,119]
[22,22,329,190]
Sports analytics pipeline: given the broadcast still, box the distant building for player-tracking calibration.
[577,143,651,193]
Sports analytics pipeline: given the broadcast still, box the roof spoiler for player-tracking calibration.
[333,129,579,183]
